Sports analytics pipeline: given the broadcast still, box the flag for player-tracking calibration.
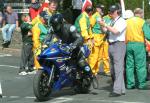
[120,0,126,18]
[82,0,92,12]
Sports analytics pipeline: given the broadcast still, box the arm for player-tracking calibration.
[15,12,19,28]
[21,23,33,31]
[105,25,120,35]
[100,18,126,35]
[79,16,90,40]
[143,22,150,41]
[72,30,84,47]
[99,20,120,35]
[32,25,41,48]
[90,14,96,27]
[2,14,6,26]
[29,8,36,20]
[16,20,19,28]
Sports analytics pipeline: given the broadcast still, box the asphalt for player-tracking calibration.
[0,52,150,103]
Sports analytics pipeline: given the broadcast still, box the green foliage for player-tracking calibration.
[62,0,150,18]
[125,0,150,19]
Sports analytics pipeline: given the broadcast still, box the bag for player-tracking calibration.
[145,39,150,52]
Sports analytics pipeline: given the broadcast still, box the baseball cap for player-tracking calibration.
[96,4,105,9]
[109,5,120,13]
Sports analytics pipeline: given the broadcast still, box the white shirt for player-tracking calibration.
[72,0,82,10]
[109,16,127,43]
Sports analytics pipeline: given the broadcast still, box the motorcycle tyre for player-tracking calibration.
[33,70,52,101]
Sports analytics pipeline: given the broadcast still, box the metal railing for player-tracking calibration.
[4,3,30,8]
[4,3,30,13]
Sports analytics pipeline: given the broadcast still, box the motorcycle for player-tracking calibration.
[33,41,93,101]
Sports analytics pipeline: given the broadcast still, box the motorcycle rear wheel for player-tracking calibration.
[33,70,52,101]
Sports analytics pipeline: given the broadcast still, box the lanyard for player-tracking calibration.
[110,16,121,26]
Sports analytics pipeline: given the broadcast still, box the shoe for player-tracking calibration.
[122,93,125,95]
[27,70,37,75]
[109,92,121,97]
[104,72,111,76]
[127,86,135,89]
[18,71,28,75]
[138,86,149,90]
[2,41,10,48]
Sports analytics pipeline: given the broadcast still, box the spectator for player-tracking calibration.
[99,4,127,97]
[89,4,110,76]
[75,5,93,50]
[29,0,41,20]
[44,0,58,16]
[31,0,58,26]
[32,11,49,70]
[1,5,19,48]
[125,8,150,89]
[19,14,34,75]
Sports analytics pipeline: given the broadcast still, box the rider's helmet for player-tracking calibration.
[49,14,63,32]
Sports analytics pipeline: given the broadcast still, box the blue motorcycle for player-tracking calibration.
[33,41,92,101]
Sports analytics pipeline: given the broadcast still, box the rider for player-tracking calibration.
[49,14,92,75]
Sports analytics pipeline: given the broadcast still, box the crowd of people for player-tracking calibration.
[0,0,150,97]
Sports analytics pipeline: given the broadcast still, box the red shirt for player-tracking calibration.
[29,3,49,20]
[29,7,40,20]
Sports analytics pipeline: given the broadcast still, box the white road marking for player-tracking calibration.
[0,65,19,69]
[0,96,145,103]
[51,97,73,103]
[9,96,19,98]
[0,53,12,57]
[0,82,2,97]
[24,96,36,99]
[90,99,144,103]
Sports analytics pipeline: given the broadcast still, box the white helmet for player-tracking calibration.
[124,10,134,19]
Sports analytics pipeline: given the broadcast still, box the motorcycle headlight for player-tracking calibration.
[84,66,90,72]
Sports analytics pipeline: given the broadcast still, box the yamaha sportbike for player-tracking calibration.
[33,41,92,101]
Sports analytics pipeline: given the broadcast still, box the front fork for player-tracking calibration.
[47,65,54,86]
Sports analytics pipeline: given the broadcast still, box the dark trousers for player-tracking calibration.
[20,43,34,70]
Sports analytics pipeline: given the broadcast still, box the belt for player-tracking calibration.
[108,41,124,45]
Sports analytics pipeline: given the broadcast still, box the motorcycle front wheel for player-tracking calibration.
[33,70,52,101]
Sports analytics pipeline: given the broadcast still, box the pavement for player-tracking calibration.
[0,52,150,103]
[0,31,150,103]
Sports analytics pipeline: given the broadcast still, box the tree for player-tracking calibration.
[62,0,150,18]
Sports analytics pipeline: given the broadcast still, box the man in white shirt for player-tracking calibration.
[99,4,127,97]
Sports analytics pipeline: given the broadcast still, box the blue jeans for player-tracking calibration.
[2,24,16,41]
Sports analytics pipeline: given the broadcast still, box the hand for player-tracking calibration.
[69,43,76,52]
[16,27,20,32]
[91,39,95,45]
[99,20,105,27]
[87,39,93,50]
[42,44,48,48]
